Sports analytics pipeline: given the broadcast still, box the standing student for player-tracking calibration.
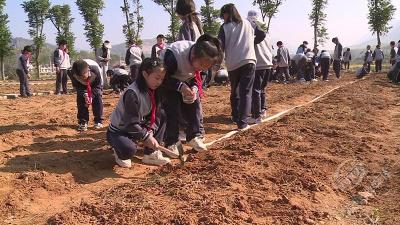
[276,41,291,83]
[296,41,308,54]
[247,10,272,124]
[343,48,352,70]
[305,49,317,81]
[107,58,172,168]
[320,50,331,81]
[389,41,397,66]
[163,34,223,153]
[96,40,112,87]
[68,59,104,131]
[125,39,144,82]
[151,34,167,58]
[373,45,384,73]
[218,3,265,130]
[364,45,373,73]
[16,46,33,97]
[53,40,70,95]
[332,37,343,79]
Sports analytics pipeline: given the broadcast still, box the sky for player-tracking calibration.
[6,0,400,52]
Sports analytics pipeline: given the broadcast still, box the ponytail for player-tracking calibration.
[193,34,224,66]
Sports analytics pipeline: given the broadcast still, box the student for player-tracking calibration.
[163,34,223,153]
[320,50,331,81]
[218,3,265,130]
[151,34,167,58]
[373,45,384,73]
[356,63,368,79]
[389,41,397,66]
[296,41,308,54]
[107,58,171,168]
[332,37,343,79]
[125,39,144,82]
[96,40,112,86]
[53,40,70,94]
[292,52,307,82]
[364,45,373,73]
[276,41,290,83]
[16,46,33,97]
[305,49,317,81]
[68,59,104,131]
[108,65,131,94]
[247,10,272,124]
[343,48,352,70]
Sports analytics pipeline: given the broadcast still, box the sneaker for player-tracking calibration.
[323,79,329,82]
[261,111,268,119]
[238,124,250,131]
[178,130,186,142]
[166,142,181,159]
[188,137,207,152]
[312,78,318,82]
[77,123,88,131]
[113,149,132,168]
[93,123,103,129]
[247,117,262,125]
[142,150,171,166]
[299,78,306,83]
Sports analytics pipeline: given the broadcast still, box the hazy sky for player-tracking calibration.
[6,0,400,52]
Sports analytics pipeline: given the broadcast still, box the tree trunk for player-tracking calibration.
[376,31,381,46]
[35,52,40,79]
[171,0,176,42]
[314,25,318,49]
[123,0,132,41]
[1,56,4,80]
[267,16,272,33]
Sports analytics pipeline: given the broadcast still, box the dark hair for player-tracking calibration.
[176,0,196,16]
[277,41,283,46]
[58,40,67,46]
[22,45,32,53]
[136,57,164,92]
[303,41,308,45]
[156,34,165,39]
[332,37,338,42]
[376,45,380,48]
[119,65,126,70]
[71,59,89,77]
[128,39,134,45]
[192,34,224,66]
[220,4,242,24]
[347,48,351,51]
[183,13,204,34]
[390,41,396,45]
[367,45,371,48]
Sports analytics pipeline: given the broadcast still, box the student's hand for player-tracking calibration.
[180,84,194,98]
[144,132,159,150]
[56,67,60,73]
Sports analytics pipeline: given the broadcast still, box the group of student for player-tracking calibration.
[15,0,400,168]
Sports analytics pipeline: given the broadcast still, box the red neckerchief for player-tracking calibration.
[86,78,92,105]
[194,71,203,98]
[148,89,156,128]
[157,43,165,50]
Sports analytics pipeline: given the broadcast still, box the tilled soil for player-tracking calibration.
[1,73,399,225]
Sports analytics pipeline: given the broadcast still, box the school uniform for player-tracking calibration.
[151,43,167,59]
[333,42,343,78]
[343,51,351,69]
[250,22,272,119]
[109,68,131,93]
[364,50,373,73]
[276,46,291,82]
[107,82,165,159]
[53,48,71,94]
[96,46,110,86]
[373,48,384,72]
[296,44,307,54]
[218,19,265,128]
[69,59,103,125]
[292,53,307,81]
[304,52,316,81]
[320,51,331,81]
[125,44,144,82]
[16,54,32,97]
[178,20,202,42]
[162,41,203,146]
[389,47,397,66]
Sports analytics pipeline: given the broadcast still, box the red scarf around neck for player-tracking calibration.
[148,89,156,128]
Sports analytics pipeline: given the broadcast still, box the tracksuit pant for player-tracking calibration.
[228,63,255,129]
[130,64,140,82]
[276,66,290,82]
[320,58,330,81]
[55,69,68,94]
[251,69,270,118]
[375,60,383,72]
[16,69,31,97]
[76,88,103,125]
[333,60,341,78]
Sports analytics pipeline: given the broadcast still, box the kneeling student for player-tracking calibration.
[107,58,172,168]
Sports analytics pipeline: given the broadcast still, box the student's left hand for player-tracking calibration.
[144,132,159,150]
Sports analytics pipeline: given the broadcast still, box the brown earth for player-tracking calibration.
[0,73,399,225]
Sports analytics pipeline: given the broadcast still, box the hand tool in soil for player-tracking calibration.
[157,146,180,158]
[176,141,188,164]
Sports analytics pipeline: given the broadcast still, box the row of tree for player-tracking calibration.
[0,0,396,80]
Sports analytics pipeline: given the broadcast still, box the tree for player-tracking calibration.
[76,0,105,52]
[253,0,284,32]
[152,0,180,42]
[367,0,396,46]
[133,0,144,45]
[121,0,135,45]
[48,5,76,57]
[309,0,329,49]
[0,0,12,80]
[200,0,220,36]
[21,0,51,78]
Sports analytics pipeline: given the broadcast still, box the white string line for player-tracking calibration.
[205,80,358,147]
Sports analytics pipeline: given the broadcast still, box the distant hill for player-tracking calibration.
[11,37,57,50]
[111,38,155,57]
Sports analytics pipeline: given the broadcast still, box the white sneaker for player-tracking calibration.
[93,123,103,129]
[142,150,171,166]
[77,123,88,131]
[261,111,267,119]
[166,143,181,159]
[188,137,207,152]
[178,130,186,142]
[113,149,132,168]
[247,117,262,124]
[312,78,318,82]
[238,124,251,131]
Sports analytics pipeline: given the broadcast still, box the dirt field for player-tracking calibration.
[0,73,399,225]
